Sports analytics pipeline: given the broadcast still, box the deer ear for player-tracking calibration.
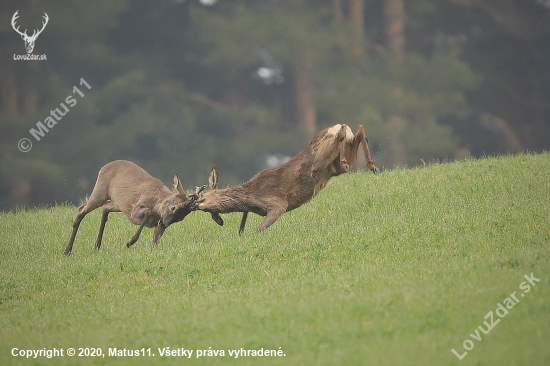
[208,167,218,190]
[173,173,187,198]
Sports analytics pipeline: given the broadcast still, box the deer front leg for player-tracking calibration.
[127,224,145,248]
[128,205,162,246]
[153,225,165,245]
[356,125,379,174]
[211,213,224,226]
[238,212,248,235]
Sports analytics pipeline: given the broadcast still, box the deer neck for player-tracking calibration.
[152,186,173,213]
[206,186,255,213]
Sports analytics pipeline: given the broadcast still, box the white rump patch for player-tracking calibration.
[326,124,353,142]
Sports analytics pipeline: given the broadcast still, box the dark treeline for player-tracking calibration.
[1,0,549,210]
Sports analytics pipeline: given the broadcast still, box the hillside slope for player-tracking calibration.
[1,153,549,365]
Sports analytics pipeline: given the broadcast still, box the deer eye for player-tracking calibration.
[170,206,176,211]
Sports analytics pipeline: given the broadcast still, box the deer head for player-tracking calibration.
[11,11,49,54]
[157,174,201,229]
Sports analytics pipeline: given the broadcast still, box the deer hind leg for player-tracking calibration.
[94,202,121,251]
[313,124,348,171]
[257,209,284,233]
[356,125,379,174]
[339,126,363,172]
[64,198,104,256]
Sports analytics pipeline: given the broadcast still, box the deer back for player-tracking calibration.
[95,161,162,215]
[95,161,191,227]
[198,145,327,216]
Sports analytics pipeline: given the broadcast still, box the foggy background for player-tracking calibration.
[1,0,549,210]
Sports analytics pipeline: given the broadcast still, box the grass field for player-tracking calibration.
[1,153,549,365]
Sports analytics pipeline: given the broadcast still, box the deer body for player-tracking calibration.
[64,160,200,255]
[197,124,378,233]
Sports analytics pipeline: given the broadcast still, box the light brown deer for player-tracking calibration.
[196,124,378,234]
[64,160,204,255]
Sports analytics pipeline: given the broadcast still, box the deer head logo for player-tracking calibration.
[11,10,49,54]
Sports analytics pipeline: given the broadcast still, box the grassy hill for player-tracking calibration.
[1,153,549,365]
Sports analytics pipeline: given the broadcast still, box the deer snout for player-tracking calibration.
[194,200,205,210]
[193,194,209,209]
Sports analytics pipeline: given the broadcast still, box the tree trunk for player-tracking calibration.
[0,54,19,114]
[385,0,406,167]
[349,0,365,55]
[291,47,317,134]
[331,0,344,23]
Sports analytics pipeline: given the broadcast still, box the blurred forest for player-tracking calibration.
[1,0,550,210]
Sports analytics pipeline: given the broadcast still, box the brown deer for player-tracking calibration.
[196,124,378,234]
[64,160,204,256]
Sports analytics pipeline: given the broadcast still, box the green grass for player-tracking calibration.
[1,153,549,366]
